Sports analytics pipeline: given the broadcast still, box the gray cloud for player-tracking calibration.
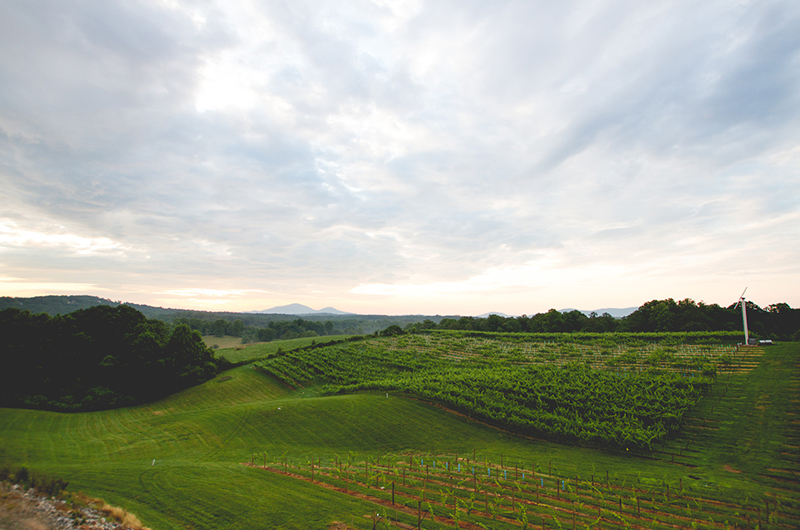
[1,0,798,312]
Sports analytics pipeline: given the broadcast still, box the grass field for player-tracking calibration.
[214,334,356,364]
[1,339,797,529]
[201,334,243,349]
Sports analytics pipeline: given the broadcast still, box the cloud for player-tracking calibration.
[1,0,798,313]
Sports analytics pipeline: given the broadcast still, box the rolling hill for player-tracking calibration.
[0,338,797,529]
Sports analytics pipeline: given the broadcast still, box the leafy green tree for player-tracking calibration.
[212,319,227,337]
[380,325,404,336]
[166,324,218,386]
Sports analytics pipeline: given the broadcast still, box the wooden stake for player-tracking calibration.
[392,482,395,505]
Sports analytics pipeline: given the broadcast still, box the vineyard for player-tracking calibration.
[1,332,796,529]
[254,332,753,449]
[246,448,794,530]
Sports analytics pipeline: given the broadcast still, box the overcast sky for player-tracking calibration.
[1,0,798,315]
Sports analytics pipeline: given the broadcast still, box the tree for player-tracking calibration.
[165,324,218,386]
[212,319,227,337]
[380,325,404,336]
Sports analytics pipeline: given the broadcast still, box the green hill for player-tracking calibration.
[1,340,798,529]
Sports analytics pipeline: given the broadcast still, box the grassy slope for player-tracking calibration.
[214,335,356,364]
[202,335,243,349]
[0,342,797,529]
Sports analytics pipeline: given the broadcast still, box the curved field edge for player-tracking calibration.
[0,343,796,529]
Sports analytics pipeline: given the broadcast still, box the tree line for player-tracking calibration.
[0,305,229,411]
[172,316,360,342]
[403,299,799,340]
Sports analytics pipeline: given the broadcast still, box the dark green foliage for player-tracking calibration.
[0,306,226,411]
[379,324,404,336]
[409,299,800,339]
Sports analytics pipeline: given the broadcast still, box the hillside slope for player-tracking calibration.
[1,343,798,529]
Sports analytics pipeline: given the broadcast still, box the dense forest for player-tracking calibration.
[405,299,800,340]
[0,305,228,411]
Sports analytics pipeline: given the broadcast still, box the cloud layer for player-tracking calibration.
[1,0,799,314]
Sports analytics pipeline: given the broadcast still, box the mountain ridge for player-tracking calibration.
[247,303,352,315]
[559,307,638,318]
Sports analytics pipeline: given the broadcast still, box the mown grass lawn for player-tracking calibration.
[1,341,797,529]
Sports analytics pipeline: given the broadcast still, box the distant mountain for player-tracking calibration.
[477,311,515,318]
[249,303,352,315]
[559,307,638,318]
[0,295,187,319]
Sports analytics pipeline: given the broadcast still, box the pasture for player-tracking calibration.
[214,334,357,364]
[0,334,797,529]
[202,334,244,349]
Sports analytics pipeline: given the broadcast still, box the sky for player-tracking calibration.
[1,0,799,316]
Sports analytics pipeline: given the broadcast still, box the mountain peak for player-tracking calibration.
[249,303,351,315]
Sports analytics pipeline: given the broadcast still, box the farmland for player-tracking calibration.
[254,331,746,449]
[0,333,797,529]
[214,334,358,364]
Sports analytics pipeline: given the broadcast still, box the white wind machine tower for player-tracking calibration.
[734,287,749,345]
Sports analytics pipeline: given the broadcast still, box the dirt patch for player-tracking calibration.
[723,465,742,473]
[0,482,150,530]
[328,522,355,530]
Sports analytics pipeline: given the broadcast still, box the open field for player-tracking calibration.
[201,334,243,349]
[214,334,357,364]
[1,337,797,529]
